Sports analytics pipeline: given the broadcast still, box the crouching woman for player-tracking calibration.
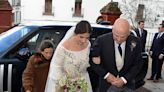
[22,40,54,92]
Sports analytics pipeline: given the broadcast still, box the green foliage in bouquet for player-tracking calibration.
[56,75,88,92]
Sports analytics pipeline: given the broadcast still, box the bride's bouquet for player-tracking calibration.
[56,75,88,92]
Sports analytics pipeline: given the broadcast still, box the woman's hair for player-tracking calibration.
[74,20,92,34]
[38,40,54,52]
[96,16,104,23]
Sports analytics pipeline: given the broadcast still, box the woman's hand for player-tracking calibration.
[92,57,101,64]
[26,90,31,92]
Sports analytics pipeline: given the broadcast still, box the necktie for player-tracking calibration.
[118,44,122,56]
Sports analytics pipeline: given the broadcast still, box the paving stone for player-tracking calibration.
[135,57,164,92]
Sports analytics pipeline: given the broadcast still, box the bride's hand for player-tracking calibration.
[92,57,101,64]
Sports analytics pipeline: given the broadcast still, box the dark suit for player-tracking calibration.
[134,28,147,52]
[134,28,148,88]
[91,33,142,92]
[150,33,164,79]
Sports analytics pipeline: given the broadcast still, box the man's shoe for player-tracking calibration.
[159,77,162,79]
[153,79,159,83]
[147,78,153,80]
[135,80,145,89]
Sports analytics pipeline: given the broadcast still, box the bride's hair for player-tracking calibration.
[56,20,92,47]
[74,20,92,35]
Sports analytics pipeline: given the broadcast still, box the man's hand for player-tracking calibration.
[111,78,124,88]
[106,74,117,83]
[159,54,164,60]
[149,51,152,56]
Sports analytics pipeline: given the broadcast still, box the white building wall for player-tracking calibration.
[19,0,163,24]
[20,0,122,23]
[52,0,74,21]
[82,0,109,23]
[21,0,45,21]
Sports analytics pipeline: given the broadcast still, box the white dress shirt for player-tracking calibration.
[157,32,164,38]
[114,41,126,71]
[139,28,143,37]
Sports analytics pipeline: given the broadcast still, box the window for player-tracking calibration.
[25,27,68,53]
[135,4,145,21]
[12,0,21,6]
[12,0,21,25]
[5,26,70,59]
[73,0,83,17]
[90,27,111,45]
[13,11,21,25]
[43,0,53,15]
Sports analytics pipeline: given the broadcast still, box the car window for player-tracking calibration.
[3,25,111,60]
[26,28,68,53]
[5,26,70,60]
[90,27,111,45]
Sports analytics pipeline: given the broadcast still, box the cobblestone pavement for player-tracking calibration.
[135,58,164,92]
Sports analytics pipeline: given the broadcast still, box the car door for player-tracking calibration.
[0,25,71,92]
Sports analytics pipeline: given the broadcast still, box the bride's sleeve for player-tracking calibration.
[45,46,65,92]
[49,46,66,79]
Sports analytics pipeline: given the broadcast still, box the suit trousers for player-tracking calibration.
[152,57,164,79]
[106,85,135,92]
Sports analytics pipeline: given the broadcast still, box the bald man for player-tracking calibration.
[90,18,142,92]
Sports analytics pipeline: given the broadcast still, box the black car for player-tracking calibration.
[0,20,112,92]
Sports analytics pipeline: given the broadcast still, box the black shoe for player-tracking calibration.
[147,77,153,80]
[153,79,159,83]
[135,80,145,89]
[159,77,162,79]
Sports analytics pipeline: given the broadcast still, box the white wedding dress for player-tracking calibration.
[45,41,93,92]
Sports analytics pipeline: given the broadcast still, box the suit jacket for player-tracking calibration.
[134,28,147,52]
[91,33,142,92]
[150,33,164,59]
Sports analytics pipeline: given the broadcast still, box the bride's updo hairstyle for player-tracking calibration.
[74,20,92,35]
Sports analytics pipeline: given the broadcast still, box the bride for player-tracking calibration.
[45,20,93,92]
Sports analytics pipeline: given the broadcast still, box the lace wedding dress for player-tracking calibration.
[45,43,93,92]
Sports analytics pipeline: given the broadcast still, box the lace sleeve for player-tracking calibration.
[48,46,66,80]
[45,46,66,92]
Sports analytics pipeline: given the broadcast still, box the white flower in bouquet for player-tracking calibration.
[56,75,88,92]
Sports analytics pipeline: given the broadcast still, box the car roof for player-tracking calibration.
[20,20,113,29]
[0,20,112,39]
